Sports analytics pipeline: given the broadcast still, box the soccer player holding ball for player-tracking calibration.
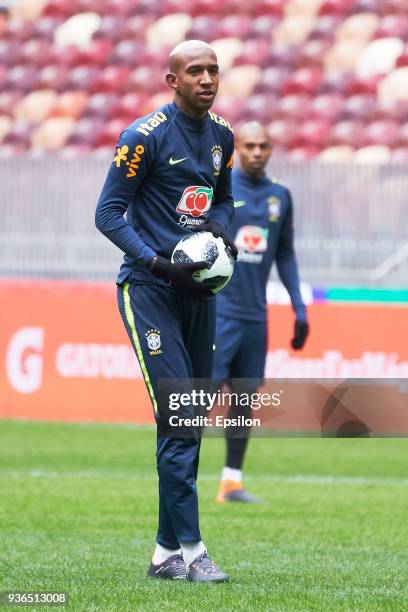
[95,41,236,582]
[214,122,309,504]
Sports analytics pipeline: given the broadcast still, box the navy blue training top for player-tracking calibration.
[216,167,306,323]
[95,101,234,285]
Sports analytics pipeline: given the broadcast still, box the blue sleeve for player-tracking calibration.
[208,135,234,229]
[275,191,307,321]
[95,128,156,265]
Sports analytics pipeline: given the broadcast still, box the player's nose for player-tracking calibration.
[200,70,213,85]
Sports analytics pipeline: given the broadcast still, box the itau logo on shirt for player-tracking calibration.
[176,186,213,218]
[235,226,268,263]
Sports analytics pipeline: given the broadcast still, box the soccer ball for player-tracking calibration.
[171,232,235,294]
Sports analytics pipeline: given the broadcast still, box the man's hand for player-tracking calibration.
[291,320,309,350]
[194,222,238,260]
[146,256,217,297]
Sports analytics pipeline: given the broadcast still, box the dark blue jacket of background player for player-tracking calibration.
[214,167,306,381]
[218,167,306,322]
[95,101,234,284]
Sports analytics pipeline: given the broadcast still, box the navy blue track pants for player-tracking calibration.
[117,282,215,548]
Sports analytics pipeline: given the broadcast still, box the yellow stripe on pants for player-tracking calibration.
[122,282,158,415]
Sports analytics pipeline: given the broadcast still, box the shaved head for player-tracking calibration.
[236,121,272,178]
[237,121,270,145]
[169,40,216,73]
[166,39,219,118]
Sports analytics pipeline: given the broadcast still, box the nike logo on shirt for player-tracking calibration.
[169,156,188,165]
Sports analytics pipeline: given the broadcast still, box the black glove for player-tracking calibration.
[146,255,217,297]
[194,222,238,260]
[291,320,309,350]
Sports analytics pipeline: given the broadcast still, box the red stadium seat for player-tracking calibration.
[0,40,18,66]
[0,64,6,89]
[91,66,130,95]
[126,67,167,95]
[0,91,23,116]
[374,15,408,40]
[330,120,365,147]
[108,93,148,121]
[266,119,297,148]
[222,0,254,15]
[288,146,321,160]
[363,120,400,147]
[82,93,118,119]
[4,65,37,93]
[241,94,278,124]
[283,68,322,96]
[318,71,352,94]
[132,0,162,16]
[4,17,34,42]
[76,0,105,11]
[253,0,285,17]
[42,0,78,19]
[93,16,126,42]
[66,117,104,147]
[216,16,251,39]
[212,98,244,124]
[319,0,354,17]
[31,17,63,40]
[186,16,218,40]
[262,43,299,68]
[248,16,280,39]
[396,121,408,145]
[100,0,135,17]
[69,39,113,67]
[395,45,408,69]
[289,118,331,148]
[340,95,377,121]
[111,40,144,66]
[351,0,382,12]
[190,0,221,17]
[14,39,53,67]
[373,99,408,122]
[63,66,98,91]
[121,15,155,41]
[381,0,408,15]
[253,66,290,95]
[161,0,195,14]
[309,93,344,121]
[309,15,341,41]
[274,94,312,121]
[346,75,381,96]
[295,40,331,69]
[94,118,129,148]
[3,120,35,147]
[233,39,270,67]
[48,44,81,68]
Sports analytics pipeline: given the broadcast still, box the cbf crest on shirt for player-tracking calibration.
[95,102,234,285]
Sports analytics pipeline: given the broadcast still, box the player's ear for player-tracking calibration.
[166,72,178,92]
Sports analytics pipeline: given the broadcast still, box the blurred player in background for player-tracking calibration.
[96,40,237,581]
[214,121,309,504]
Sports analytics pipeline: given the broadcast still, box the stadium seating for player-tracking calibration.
[1,0,408,159]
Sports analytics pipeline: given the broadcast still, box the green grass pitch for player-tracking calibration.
[1,420,408,611]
